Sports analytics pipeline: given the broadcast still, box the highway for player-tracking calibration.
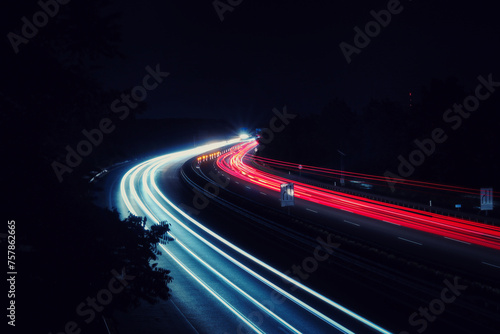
[114,138,393,334]
[211,141,500,281]
[217,141,500,251]
[189,140,500,333]
[101,137,500,333]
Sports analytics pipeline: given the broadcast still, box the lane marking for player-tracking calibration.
[246,186,251,189]
[306,208,318,213]
[343,220,360,227]
[383,220,400,226]
[482,261,500,269]
[235,181,239,184]
[260,192,267,196]
[444,237,470,245]
[398,237,422,246]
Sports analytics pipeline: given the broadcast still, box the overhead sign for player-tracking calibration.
[480,188,493,211]
[280,183,294,207]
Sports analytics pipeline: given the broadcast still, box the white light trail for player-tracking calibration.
[120,138,393,334]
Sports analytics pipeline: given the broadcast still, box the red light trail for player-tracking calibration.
[216,141,500,250]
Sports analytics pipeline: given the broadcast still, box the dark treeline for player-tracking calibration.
[257,77,500,192]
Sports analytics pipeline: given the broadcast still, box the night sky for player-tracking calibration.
[92,0,500,125]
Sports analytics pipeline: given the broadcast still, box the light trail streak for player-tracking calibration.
[250,154,499,197]
[140,153,304,334]
[121,139,268,334]
[159,243,265,334]
[119,138,393,334]
[148,160,389,334]
[216,141,500,250]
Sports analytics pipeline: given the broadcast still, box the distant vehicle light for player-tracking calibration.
[239,134,249,139]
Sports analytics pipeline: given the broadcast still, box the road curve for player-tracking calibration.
[117,138,392,334]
